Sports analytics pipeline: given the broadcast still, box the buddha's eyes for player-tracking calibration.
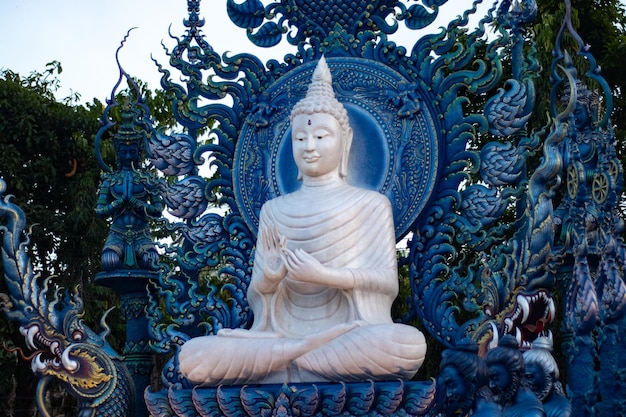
[293,129,330,141]
[314,130,329,139]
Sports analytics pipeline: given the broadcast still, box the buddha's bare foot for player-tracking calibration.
[299,321,364,351]
[218,328,284,338]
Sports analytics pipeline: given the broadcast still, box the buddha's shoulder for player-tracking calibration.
[261,185,390,212]
[347,186,392,207]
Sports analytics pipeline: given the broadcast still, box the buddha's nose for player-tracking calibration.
[305,135,315,151]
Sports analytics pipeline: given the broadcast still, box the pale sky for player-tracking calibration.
[0,1,491,104]
[0,0,292,103]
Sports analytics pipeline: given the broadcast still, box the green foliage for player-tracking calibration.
[0,62,106,280]
[0,62,168,416]
[533,0,626,138]
[0,62,106,416]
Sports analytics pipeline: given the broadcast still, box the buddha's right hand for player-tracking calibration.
[261,225,287,282]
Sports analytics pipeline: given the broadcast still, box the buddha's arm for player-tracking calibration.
[283,195,398,296]
[353,195,399,296]
[284,248,356,290]
[249,216,287,295]
[284,246,397,295]
[250,250,284,294]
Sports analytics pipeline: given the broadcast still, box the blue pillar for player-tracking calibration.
[96,271,158,417]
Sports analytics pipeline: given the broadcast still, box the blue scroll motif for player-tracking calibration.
[145,381,435,417]
[224,0,473,49]
[3,0,625,415]
[143,6,626,414]
[150,130,197,176]
[0,179,134,417]
[145,0,554,384]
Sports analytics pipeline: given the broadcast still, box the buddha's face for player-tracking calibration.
[292,113,344,179]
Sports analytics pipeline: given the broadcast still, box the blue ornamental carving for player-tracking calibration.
[1,0,626,416]
[146,381,435,417]
[94,36,165,273]
[233,57,438,238]
[549,2,626,415]
[93,33,169,417]
[0,179,134,416]
[523,337,572,417]
[431,338,500,416]
[484,335,545,416]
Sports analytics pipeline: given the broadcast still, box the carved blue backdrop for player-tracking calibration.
[0,0,625,416]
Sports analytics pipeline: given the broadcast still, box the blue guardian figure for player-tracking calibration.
[485,335,545,417]
[523,337,571,417]
[95,102,164,271]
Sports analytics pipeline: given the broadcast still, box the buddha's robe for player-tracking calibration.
[179,180,426,386]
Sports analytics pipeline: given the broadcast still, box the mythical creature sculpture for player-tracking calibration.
[547,4,626,412]
[523,337,571,417]
[432,338,500,417]
[484,335,545,417]
[95,101,164,271]
[0,179,134,417]
[178,57,427,386]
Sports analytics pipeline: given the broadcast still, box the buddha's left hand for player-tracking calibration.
[262,225,287,283]
[283,248,354,290]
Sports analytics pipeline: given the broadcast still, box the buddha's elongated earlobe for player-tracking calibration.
[291,56,352,182]
[340,127,353,178]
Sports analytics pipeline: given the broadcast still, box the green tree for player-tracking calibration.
[533,0,626,137]
[0,61,110,417]
[0,62,173,416]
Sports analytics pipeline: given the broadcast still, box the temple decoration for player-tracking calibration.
[92,31,169,417]
[147,381,435,417]
[523,336,572,417]
[550,1,626,414]
[0,178,134,416]
[484,335,545,416]
[431,338,500,417]
[94,30,165,275]
[0,0,625,416]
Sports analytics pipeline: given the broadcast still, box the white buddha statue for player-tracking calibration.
[179,56,427,386]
